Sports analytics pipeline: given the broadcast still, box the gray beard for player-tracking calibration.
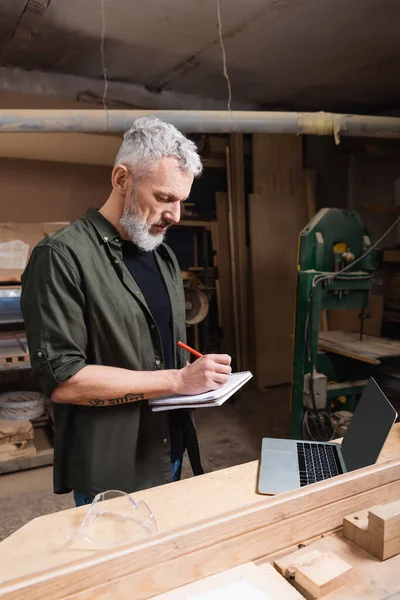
[120,200,165,252]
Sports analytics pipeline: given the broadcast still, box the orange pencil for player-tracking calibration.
[177,340,203,359]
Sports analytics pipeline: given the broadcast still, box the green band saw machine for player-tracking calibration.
[290,208,398,440]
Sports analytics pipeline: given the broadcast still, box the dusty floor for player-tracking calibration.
[0,386,290,542]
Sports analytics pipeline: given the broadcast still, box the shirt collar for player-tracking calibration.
[85,208,121,243]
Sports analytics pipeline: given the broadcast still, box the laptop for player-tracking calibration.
[258,378,397,494]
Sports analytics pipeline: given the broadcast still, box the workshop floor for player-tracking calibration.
[0,386,290,541]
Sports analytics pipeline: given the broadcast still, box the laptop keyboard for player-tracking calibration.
[297,442,343,486]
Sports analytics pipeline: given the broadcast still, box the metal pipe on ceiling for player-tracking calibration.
[1,109,400,139]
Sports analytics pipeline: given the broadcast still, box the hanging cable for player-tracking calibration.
[216,0,233,117]
[100,0,109,130]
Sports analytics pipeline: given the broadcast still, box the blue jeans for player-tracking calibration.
[74,458,184,506]
[171,457,183,482]
[74,490,94,507]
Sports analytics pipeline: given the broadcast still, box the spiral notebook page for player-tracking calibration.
[150,371,253,412]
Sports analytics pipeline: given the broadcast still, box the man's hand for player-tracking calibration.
[176,354,232,395]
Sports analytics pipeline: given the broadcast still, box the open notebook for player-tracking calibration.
[149,371,253,412]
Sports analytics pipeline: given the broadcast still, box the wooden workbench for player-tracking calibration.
[0,423,400,599]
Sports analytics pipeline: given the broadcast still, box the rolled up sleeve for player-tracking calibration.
[21,244,87,397]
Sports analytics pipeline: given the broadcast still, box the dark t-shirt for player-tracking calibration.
[121,241,174,370]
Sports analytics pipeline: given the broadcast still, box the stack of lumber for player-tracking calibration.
[0,419,36,462]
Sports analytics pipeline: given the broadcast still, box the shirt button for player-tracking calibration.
[162,438,167,443]
[155,359,161,366]
[37,351,43,358]
[115,238,120,243]
[103,236,109,242]
[114,258,120,264]
[150,324,155,329]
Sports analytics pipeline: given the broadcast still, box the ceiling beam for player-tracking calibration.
[0,67,257,111]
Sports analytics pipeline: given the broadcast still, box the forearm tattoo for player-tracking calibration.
[88,393,145,406]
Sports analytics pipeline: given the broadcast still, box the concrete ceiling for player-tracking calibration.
[1,0,400,113]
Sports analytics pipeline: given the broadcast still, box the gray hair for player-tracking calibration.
[115,116,203,180]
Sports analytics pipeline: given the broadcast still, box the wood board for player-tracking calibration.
[215,192,235,361]
[250,135,308,388]
[229,134,249,372]
[318,331,400,364]
[0,424,400,599]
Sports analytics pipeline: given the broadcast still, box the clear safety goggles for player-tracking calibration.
[65,490,158,550]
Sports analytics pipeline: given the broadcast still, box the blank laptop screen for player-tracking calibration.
[341,378,397,472]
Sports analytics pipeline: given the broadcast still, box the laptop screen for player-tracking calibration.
[341,378,397,471]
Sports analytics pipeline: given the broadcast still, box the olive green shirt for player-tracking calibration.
[20,208,202,496]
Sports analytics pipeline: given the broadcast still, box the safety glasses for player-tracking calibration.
[65,490,158,550]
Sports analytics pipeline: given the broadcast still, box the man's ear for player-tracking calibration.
[111,165,129,195]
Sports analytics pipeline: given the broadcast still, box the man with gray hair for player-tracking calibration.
[21,117,231,506]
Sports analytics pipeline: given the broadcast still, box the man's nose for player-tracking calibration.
[165,201,181,224]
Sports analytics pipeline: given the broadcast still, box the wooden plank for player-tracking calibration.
[230,134,249,371]
[1,457,400,599]
[215,192,236,361]
[250,135,308,388]
[318,331,400,364]
[225,147,242,370]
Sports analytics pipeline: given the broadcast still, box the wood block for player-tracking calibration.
[342,509,371,553]
[275,549,352,599]
[368,499,400,560]
[343,500,400,560]
[368,499,400,540]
